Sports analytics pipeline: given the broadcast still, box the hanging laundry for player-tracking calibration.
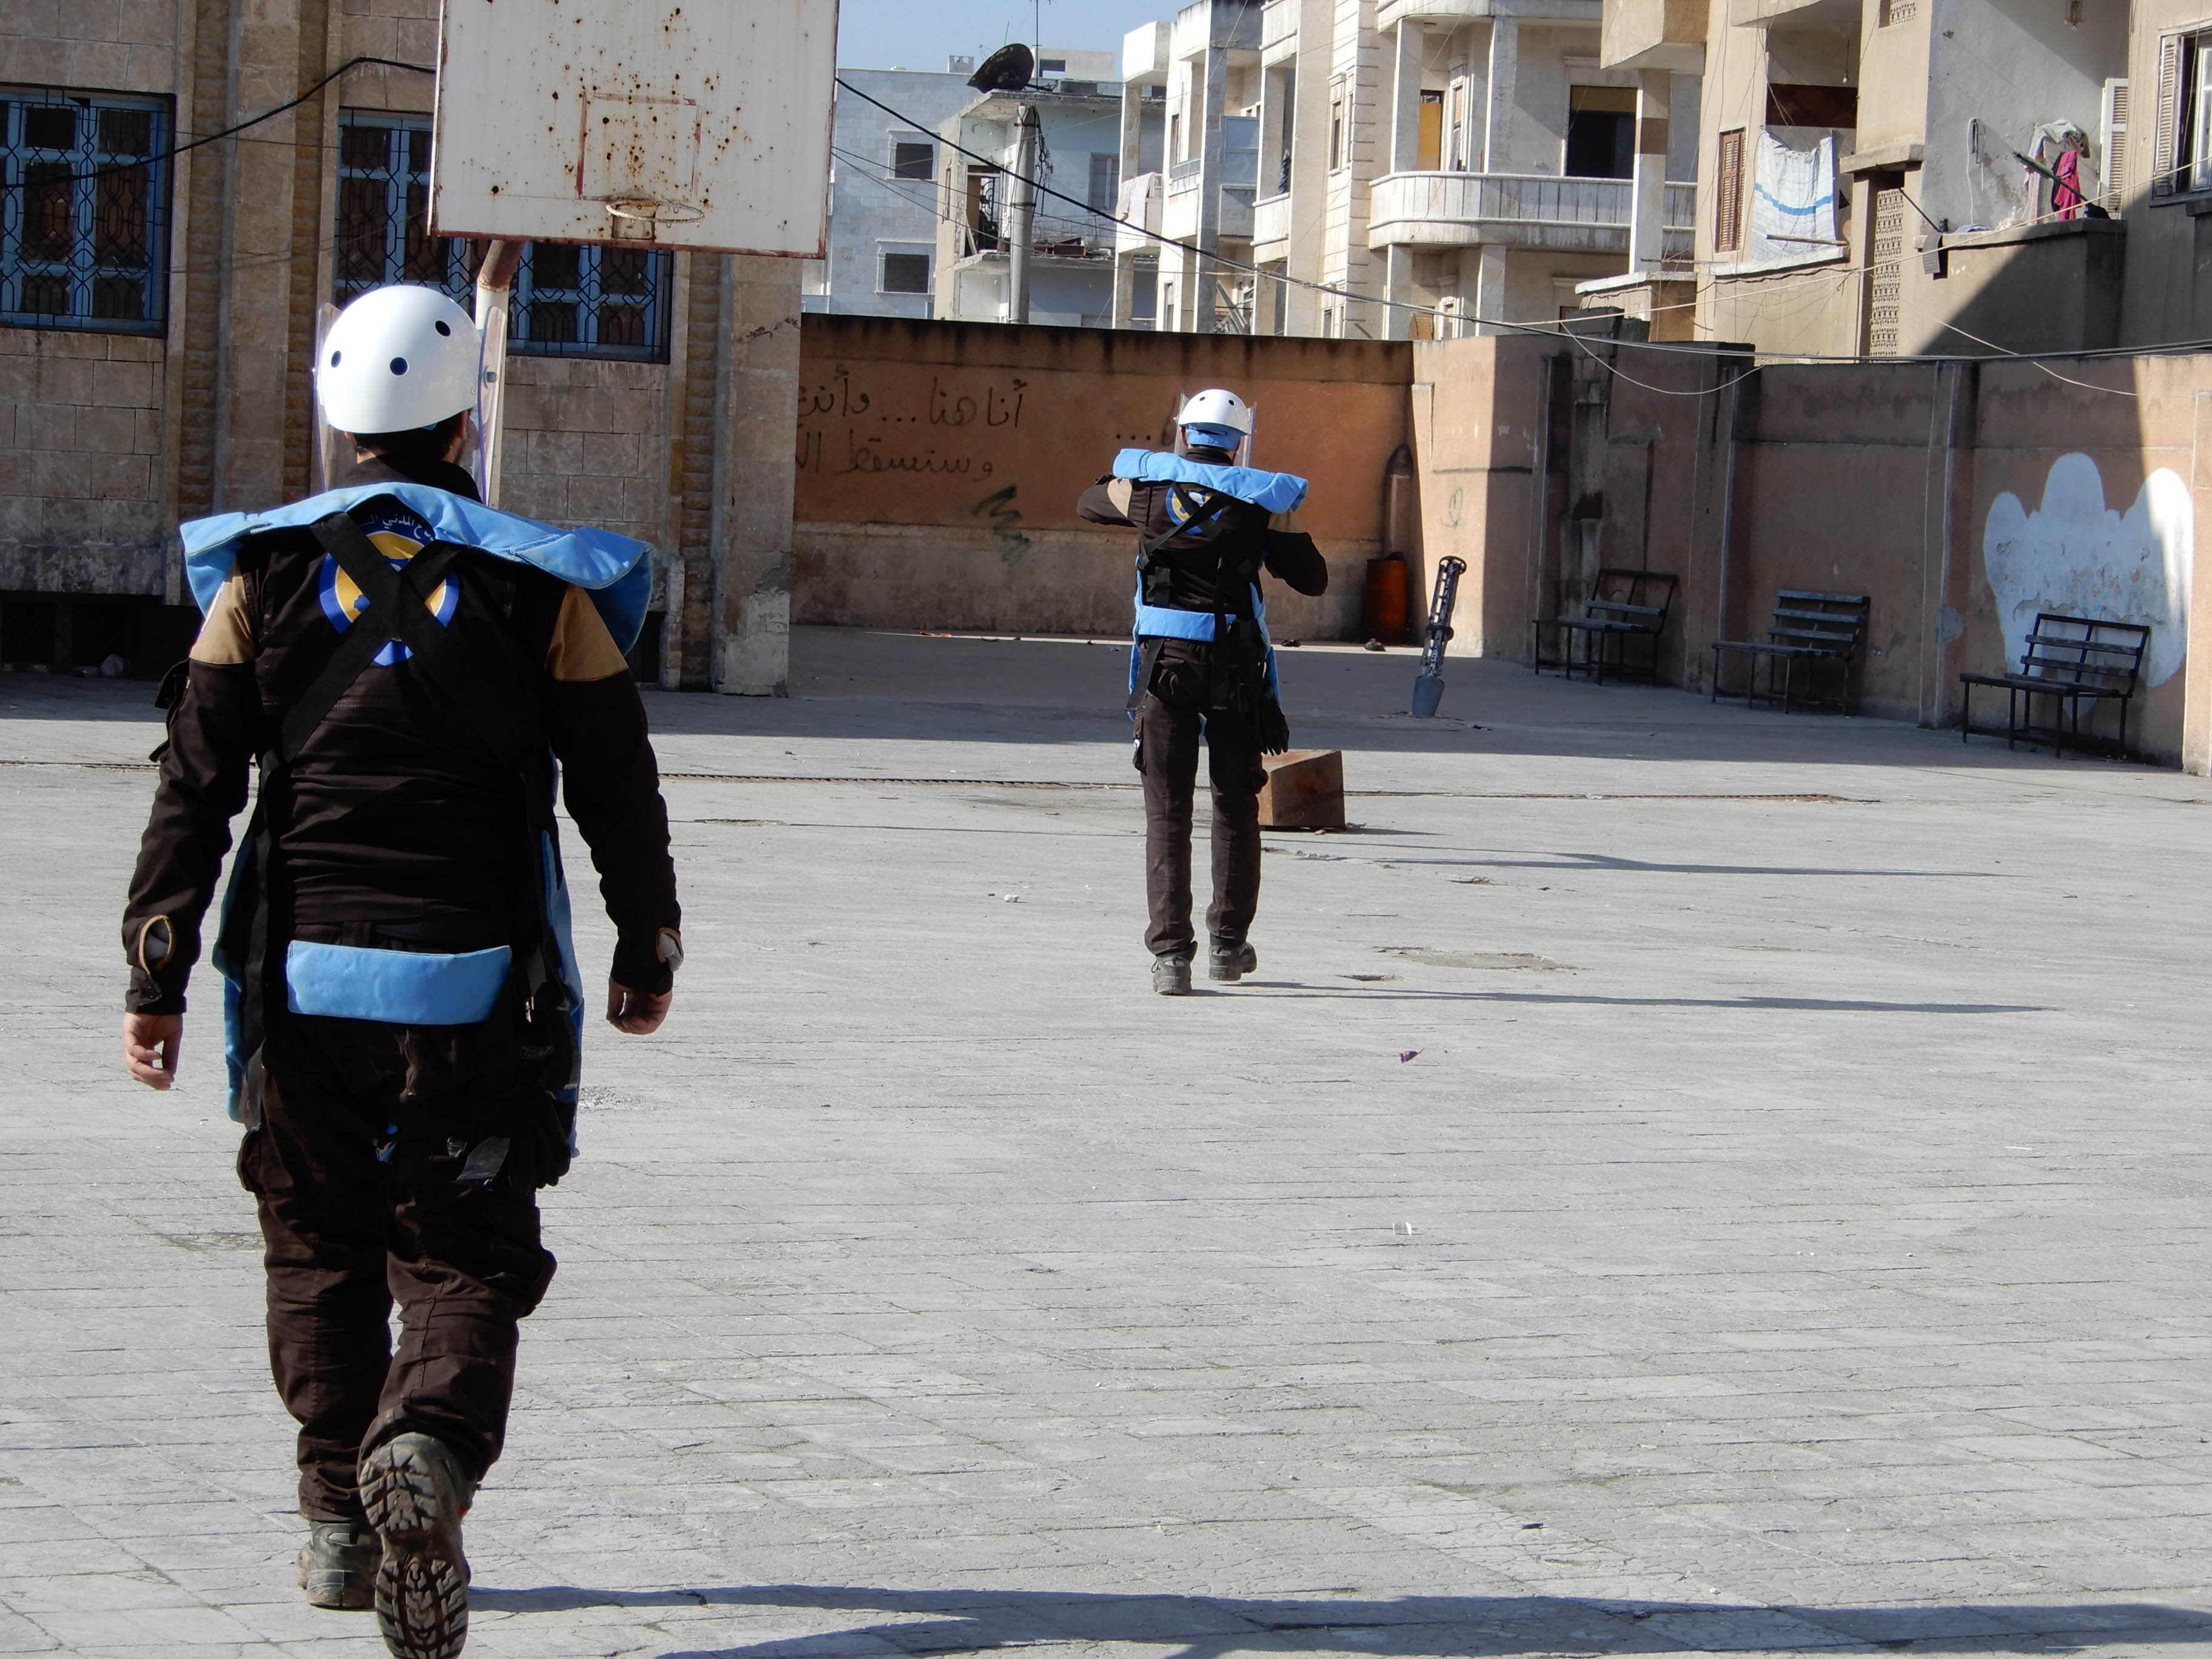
[1747,131,1838,263]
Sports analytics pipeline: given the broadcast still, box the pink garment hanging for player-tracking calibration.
[2053,147,2083,219]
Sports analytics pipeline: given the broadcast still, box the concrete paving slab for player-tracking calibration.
[5,631,2212,1657]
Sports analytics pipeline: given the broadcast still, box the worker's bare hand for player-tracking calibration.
[122,1014,183,1089]
[606,980,671,1036]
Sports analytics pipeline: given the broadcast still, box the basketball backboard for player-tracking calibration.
[429,0,839,254]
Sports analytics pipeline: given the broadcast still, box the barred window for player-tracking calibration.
[336,112,670,361]
[1,89,170,333]
[879,249,930,293]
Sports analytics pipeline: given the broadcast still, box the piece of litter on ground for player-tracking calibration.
[1399,1050,1419,1062]
[1395,1222,1415,1237]
[1521,1522,1543,1530]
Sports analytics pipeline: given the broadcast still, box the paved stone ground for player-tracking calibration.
[6,628,2212,1659]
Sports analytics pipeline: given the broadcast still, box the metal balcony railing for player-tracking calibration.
[1367,170,1697,252]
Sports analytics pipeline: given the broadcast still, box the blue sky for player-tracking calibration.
[833,0,1165,73]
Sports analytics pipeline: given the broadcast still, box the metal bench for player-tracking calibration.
[1711,590,1870,714]
[1959,612,2150,759]
[1536,568,1679,684]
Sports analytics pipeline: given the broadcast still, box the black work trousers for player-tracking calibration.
[241,1011,557,1521]
[1135,638,1265,959]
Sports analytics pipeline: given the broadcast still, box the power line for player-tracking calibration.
[32,56,432,188]
[835,73,2182,374]
[835,74,1444,327]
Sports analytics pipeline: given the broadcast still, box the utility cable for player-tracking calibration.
[836,72,2155,372]
[834,74,1450,324]
[35,56,433,187]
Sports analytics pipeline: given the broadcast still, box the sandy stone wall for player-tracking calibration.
[792,315,1413,640]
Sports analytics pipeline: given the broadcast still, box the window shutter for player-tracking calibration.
[2154,33,2182,198]
[2102,77,2130,205]
[1715,128,1745,252]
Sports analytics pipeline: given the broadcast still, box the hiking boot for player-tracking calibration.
[1208,940,1258,984]
[361,1432,475,1659]
[1151,954,1193,996]
[297,1519,380,1610]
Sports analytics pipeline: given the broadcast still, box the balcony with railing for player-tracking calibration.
[1377,0,1601,28]
[1366,171,1695,256]
[1260,0,1298,52]
[1116,172,1162,254]
[1253,192,1290,250]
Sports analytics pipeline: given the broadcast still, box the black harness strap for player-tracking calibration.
[304,513,528,769]
[276,530,460,763]
[1134,486,1236,577]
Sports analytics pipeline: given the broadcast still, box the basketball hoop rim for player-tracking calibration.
[602,196,708,225]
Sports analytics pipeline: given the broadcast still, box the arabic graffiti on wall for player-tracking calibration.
[796,366,1028,481]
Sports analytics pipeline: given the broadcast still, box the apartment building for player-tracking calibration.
[1119,0,1701,340]
[931,50,1125,326]
[803,66,976,321]
[1,0,809,688]
[1109,4,1262,333]
[1618,0,2129,355]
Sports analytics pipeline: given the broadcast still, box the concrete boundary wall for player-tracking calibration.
[792,316,1412,642]
[790,317,2211,769]
[1407,335,2212,771]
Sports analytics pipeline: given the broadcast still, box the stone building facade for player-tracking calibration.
[801,65,974,322]
[1,0,800,690]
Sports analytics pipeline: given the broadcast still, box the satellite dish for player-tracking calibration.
[968,42,1034,93]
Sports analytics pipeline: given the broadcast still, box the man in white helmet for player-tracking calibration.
[117,283,681,1658]
[1078,389,1328,994]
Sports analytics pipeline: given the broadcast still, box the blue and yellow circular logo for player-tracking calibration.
[317,509,457,666]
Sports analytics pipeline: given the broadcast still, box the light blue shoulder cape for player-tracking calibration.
[179,483,654,654]
[1111,450,1310,515]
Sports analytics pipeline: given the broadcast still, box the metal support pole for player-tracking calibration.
[472,240,523,506]
[1008,106,1039,324]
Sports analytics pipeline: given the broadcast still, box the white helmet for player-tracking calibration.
[317,284,481,435]
[1176,387,1253,435]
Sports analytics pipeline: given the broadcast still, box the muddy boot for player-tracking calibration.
[361,1432,476,1659]
[1151,953,1193,996]
[1207,939,1258,983]
[297,1519,380,1610]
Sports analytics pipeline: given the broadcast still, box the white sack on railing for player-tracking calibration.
[1748,131,1838,262]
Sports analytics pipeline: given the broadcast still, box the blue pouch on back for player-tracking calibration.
[284,941,511,1027]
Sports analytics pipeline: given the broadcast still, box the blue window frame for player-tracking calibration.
[335,112,669,362]
[1,89,170,333]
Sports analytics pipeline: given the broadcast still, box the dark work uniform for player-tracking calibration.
[121,454,679,1522]
[1077,450,1328,959]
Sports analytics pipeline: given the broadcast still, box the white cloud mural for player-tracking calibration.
[1982,454,2193,688]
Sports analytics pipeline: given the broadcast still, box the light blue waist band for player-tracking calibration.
[1135,606,1230,641]
[285,941,511,1027]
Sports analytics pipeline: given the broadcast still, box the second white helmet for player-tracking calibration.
[1176,387,1253,435]
[317,284,482,435]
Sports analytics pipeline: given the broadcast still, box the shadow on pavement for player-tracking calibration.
[1239,985,2044,1013]
[0,631,2172,780]
[469,1583,2212,1655]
